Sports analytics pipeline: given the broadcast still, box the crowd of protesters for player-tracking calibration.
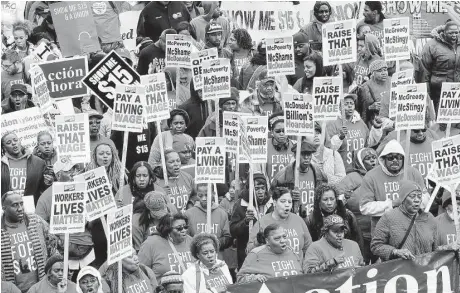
[1,1,460,293]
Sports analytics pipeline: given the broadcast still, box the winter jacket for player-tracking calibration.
[271,161,328,192]
[178,92,211,139]
[239,91,283,117]
[1,151,47,205]
[239,63,263,91]
[299,17,330,46]
[182,260,232,293]
[311,146,346,185]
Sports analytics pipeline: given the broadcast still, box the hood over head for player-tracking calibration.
[352,148,377,175]
[378,139,405,175]
[76,266,104,293]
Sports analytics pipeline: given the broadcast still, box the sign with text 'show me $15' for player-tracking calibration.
[141,73,170,122]
[322,19,357,66]
[395,83,427,131]
[432,135,460,187]
[55,113,90,164]
[201,58,231,100]
[112,84,144,133]
[107,204,133,265]
[284,93,314,136]
[50,182,86,234]
[266,36,295,76]
[195,137,226,184]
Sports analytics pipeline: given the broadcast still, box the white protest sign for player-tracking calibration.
[223,112,250,154]
[389,69,414,119]
[30,42,54,62]
[238,115,252,164]
[195,137,226,184]
[30,66,52,112]
[55,113,90,164]
[165,34,192,68]
[202,58,231,100]
[284,93,314,136]
[383,17,410,61]
[432,135,460,187]
[191,48,218,91]
[312,76,342,121]
[107,204,133,265]
[119,10,141,51]
[239,116,268,163]
[112,84,145,133]
[266,36,295,76]
[438,83,460,124]
[74,167,117,221]
[141,73,170,122]
[50,182,86,234]
[322,19,357,66]
[396,83,427,131]
[1,107,48,151]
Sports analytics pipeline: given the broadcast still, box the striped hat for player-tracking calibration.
[160,270,183,286]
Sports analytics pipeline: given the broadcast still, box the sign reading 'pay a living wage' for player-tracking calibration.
[191,48,218,90]
[266,36,295,76]
[74,167,117,221]
[239,116,268,163]
[165,34,192,68]
[390,69,414,119]
[141,73,170,122]
[396,83,427,131]
[55,113,90,164]
[284,93,314,136]
[195,137,226,184]
[438,83,460,124]
[312,76,342,121]
[322,19,357,66]
[432,135,460,187]
[50,182,86,234]
[202,58,231,100]
[107,204,133,265]
[383,17,410,61]
[112,84,144,133]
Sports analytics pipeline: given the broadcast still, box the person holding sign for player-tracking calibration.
[88,110,117,154]
[137,28,177,75]
[27,255,78,293]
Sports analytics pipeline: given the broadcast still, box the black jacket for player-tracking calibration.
[178,91,209,139]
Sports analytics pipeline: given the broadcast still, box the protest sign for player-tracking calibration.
[195,137,226,184]
[112,84,144,133]
[239,116,268,163]
[29,65,52,112]
[223,112,251,154]
[49,1,101,57]
[322,19,357,66]
[432,134,460,187]
[55,113,90,164]
[395,83,427,131]
[50,182,86,234]
[74,166,117,221]
[383,17,410,61]
[35,56,89,99]
[238,115,252,163]
[266,36,295,76]
[29,42,55,62]
[191,48,219,90]
[438,83,460,124]
[312,76,342,121]
[119,11,141,51]
[1,107,48,150]
[107,204,133,265]
[283,93,314,136]
[201,58,231,100]
[389,69,414,119]
[165,34,192,68]
[82,50,141,109]
[141,74,170,122]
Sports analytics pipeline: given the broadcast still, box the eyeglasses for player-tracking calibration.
[173,225,189,232]
[385,154,403,161]
[274,129,285,134]
[80,277,98,286]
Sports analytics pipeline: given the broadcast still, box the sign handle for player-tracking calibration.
[118,131,129,195]
[396,130,401,143]
[446,123,452,138]
[339,64,345,126]
[215,99,220,137]
[213,183,218,204]
[235,154,240,194]
[403,130,410,180]
[156,122,169,186]
[118,261,123,293]
[293,136,302,215]
[451,183,460,248]
[63,233,69,281]
[424,184,440,213]
[248,166,254,231]
[207,183,212,233]
[320,121,326,146]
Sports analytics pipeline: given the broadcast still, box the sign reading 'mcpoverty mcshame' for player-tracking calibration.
[390,69,414,119]
[141,73,170,122]
[437,83,460,124]
[82,50,141,109]
[383,17,410,61]
[395,83,427,131]
[165,34,192,68]
[322,19,357,66]
[55,113,90,164]
[191,47,218,91]
[74,166,117,221]
[201,58,231,100]
[195,137,226,184]
[284,93,314,136]
[223,111,250,154]
[432,134,460,187]
[312,76,342,121]
[266,36,295,76]
[239,116,268,163]
[107,204,133,265]
[112,84,144,133]
[50,182,86,234]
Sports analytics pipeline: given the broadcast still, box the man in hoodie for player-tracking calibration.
[357,1,385,42]
[178,81,210,139]
[359,139,429,235]
[299,1,331,51]
[76,266,109,293]
[137,28,177,75]
[191,1,231,48]
[184,183,232,259]
[230,173,273,269]
[271,141,328,217]
[287,32,309,86]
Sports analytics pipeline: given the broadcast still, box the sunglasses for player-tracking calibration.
[386,154,403,161]
[173,225,189,232]
[274,128,285,134]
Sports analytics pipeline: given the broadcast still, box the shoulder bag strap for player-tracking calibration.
[195,262,201,293]
[397,213,418,249]
[168,240,187,272]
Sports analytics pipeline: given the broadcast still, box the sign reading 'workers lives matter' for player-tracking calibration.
[201,58,231,100]
[389,69,414,119]
[312,76,342,121]
[141,73,170,122]
[195,137,226,184]
[322,19,357,66]
[165,34,192,68]
[55,113,90,164]
[191,48,218,90]
[284,93,314,136]
[266,36,295,76]
[396,83,427,131]
[383,17,410,61]
[107,204,133,265]
[50,182,86,234]
[112,84,144,133]
[239,116,268,163]
[432,135,460,187]
[438,83,460,124]
[74,167,117,221]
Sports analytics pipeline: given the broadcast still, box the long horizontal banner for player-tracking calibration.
[227,251,459,293]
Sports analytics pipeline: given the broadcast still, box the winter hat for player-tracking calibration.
[356,148,377,171]
[253,173,267,185]
[160,271,184,286]
[256,68,275,84]
[76,266,103,293]
[322,214,347,231]
[45,254,64,274]
[144,192,169,219]
[343,94,357,104]
[205,22,223,35]
[219,87,239,107]
[293,32,309,45]
[268,112,284,131]
[172,136,194,153]
[442,189,460,209]
[87,109,103,120]
[369,60,387,73]
[398,180,422,203]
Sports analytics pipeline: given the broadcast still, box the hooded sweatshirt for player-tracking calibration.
[103,262,158,293]
[300,15,330,45]
[266,138,295,183]
[138,234,194,281]
[76,266,109,293]
[353,34,383,86]
[154,170,194,211]
[359,140,428,233]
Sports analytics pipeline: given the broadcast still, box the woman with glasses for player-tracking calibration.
[139,213,194,282]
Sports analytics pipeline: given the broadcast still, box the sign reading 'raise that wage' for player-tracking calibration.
[432,135,460,187]
[322,19,357,66]
[141,73,170,122]
[55,113,90,164]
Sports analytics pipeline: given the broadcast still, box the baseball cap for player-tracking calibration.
[144,192,169,219]
[323,214,347,231]
[291,141,318,154]
[257,68,275,83]
[87,109,103,120]
[206,22,223,35]
[10,84,27,95]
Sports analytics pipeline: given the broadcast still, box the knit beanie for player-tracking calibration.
[293,32,309,45]
[219,87,239,107]
[160,271,184,286]
[398,180,422,203]
[45,254,64,274]
[369,59,387,73]
[268,112,284,131]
